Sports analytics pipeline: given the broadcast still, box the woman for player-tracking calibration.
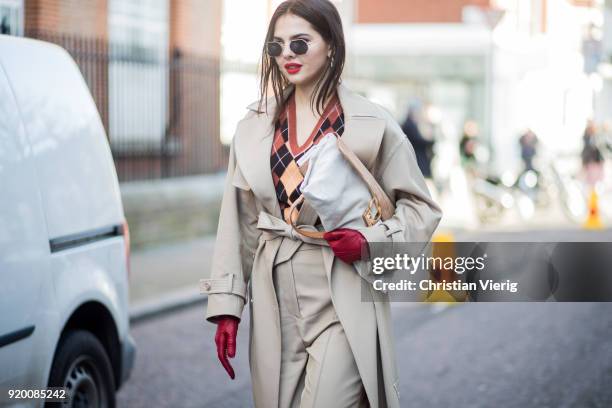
[200,1,442,407]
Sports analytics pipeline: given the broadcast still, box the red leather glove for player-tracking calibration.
[323,227,370,264]
[213,315,239,379]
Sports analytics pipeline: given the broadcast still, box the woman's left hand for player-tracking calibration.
[323,228,369,264]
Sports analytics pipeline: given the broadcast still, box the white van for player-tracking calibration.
[0,35,135,407]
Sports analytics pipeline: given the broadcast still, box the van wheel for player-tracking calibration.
[47,330,116,408]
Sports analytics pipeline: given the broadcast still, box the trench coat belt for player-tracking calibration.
[199,211,327,300]
[255,211,330,247]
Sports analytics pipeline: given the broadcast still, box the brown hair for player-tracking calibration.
[257,0,345,125]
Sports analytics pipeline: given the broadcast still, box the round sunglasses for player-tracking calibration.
[266,39,316,57]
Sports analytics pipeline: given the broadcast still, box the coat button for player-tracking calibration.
[203,281,211,291]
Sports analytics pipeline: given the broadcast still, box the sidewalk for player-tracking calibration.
[128,236,216,323]
[120,173,225,250]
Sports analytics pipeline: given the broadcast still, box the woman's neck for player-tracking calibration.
[294,82,334,114]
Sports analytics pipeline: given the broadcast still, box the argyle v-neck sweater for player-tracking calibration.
[270,89,345,222]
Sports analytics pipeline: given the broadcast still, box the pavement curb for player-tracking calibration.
[129,286,208,324]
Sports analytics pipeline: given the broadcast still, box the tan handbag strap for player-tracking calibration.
[287,195,326,239]
[336,138,395,220]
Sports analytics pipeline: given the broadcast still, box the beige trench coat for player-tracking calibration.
[200,82,443,408]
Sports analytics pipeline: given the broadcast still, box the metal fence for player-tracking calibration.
[25,30,228,182]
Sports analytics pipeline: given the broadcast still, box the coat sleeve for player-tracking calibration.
[354,110,443,266]
[199,122,261,324]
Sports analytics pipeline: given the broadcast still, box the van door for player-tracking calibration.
[0,53,51,389]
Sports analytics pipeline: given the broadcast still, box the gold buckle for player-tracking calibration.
[362,196,382,226]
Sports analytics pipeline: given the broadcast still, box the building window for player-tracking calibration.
[0,0,23,36]
[108,0,170,153]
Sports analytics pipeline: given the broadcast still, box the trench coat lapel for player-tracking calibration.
[232,102,281,218]
[236,81,387,221]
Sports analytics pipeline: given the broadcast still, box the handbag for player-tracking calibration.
[287,132,395,239]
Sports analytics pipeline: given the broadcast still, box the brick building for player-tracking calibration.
[357,0,494,23]
[1,0,225,182]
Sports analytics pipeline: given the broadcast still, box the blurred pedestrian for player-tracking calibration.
[519,128,539,172]
[1,16,10,35]
[601,120,612,153]
[459,120,479,171]
[402,107,434,178]
[581,120,604,186]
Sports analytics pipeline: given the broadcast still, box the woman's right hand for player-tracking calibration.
[213,315,240,379]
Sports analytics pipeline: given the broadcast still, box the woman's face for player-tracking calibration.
[272,13,331,87]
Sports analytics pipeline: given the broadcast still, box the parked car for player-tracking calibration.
[0,34,135,407]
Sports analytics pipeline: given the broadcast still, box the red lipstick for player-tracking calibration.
[284,63,302,74]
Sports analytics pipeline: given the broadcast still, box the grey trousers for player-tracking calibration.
[272,241,369,408]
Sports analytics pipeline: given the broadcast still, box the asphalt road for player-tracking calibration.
[117,300,612,408]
